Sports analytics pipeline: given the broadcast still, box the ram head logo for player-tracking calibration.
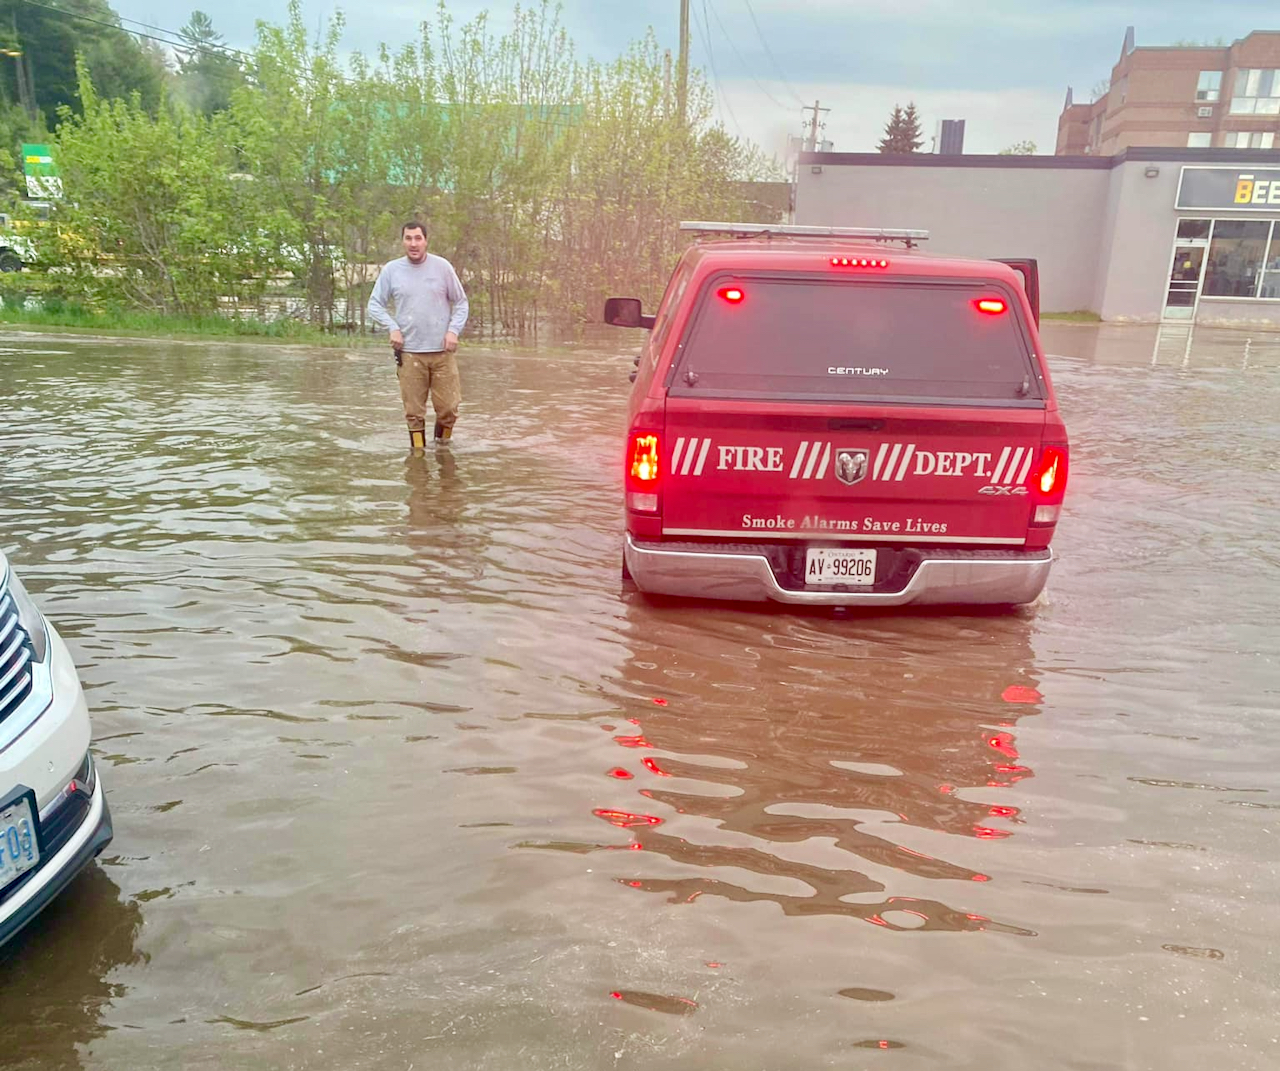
[834,448,869,486]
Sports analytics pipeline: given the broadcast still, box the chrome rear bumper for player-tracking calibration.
[624,535,1053,606]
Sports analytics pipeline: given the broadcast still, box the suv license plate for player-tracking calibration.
[0,797,40,889]
[804,548,876,586]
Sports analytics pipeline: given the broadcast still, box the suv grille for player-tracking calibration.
[0,585,35,721]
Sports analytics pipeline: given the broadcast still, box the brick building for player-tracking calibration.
[1057,27,1280,156]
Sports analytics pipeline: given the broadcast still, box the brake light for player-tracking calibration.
[975,298,1007,315]
[1036,447,1065,495]
[1030,445,1068,526]
[830,256,889,269]
[630,433,659,483]
[717,286,745,304]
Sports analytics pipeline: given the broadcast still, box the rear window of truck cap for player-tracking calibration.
[669,277,1043,404]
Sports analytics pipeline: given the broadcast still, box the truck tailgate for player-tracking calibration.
[662,402,1048,546]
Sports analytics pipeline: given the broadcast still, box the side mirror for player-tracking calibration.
[604,296,655,330]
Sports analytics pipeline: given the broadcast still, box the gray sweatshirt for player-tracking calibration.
[366,254,470,352]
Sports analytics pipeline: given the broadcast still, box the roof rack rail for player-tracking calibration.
[680,221,929,247]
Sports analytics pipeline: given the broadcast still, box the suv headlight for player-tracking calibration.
[6,567,50,663]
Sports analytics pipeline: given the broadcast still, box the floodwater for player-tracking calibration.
[0,320,1278,1070]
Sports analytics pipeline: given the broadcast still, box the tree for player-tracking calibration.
[174,10,243,115]
[0,0,165,122]
[38,0,783,335]
[877,101,923,154]
[46,59,285,316]
[999,140,1037,155]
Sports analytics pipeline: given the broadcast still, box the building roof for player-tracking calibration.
[799,147,1280,170]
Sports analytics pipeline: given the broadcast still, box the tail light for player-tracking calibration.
[627,432,660,513]
[1030,444,1068,525]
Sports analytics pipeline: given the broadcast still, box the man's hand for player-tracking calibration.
[444,331,459,354]
[389,328,404,356]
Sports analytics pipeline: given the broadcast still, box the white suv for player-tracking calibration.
[0,548,112,947]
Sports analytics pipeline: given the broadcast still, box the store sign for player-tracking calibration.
[1176,167,1280,210]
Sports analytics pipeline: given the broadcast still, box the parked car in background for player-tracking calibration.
[0,548,113,948]
[0,212,40,272]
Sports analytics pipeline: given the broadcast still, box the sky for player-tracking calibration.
[112,0,1277,156]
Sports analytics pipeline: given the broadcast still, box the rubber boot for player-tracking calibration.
[433,421,452,446]
[408,427,426,453]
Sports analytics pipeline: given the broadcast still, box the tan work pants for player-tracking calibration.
[397,351,461,432]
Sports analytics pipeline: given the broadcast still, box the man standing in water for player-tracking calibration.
[367,221,470,450]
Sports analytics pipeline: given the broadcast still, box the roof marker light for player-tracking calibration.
[718,286,745,304]
[975,298,1007,315]
[830,257,889,269]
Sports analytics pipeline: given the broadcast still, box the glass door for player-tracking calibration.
[1163,219,1210,321]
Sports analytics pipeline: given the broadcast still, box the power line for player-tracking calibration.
[692,0,743,138]
[115,12,256,63]
[16,0,706,141]
[17,0,249,65]
[740,0,804,107]
[702,0,790,112]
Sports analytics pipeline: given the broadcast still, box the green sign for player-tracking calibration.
[21,143,61,199]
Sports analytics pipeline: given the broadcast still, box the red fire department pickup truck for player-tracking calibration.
[605,222,1068,607]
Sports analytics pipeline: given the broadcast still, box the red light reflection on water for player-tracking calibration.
[608,768,633,779]
[1002,685,1043,704]
[642,757,671,777]
[987,732,1019,759]
[613,735,653,748]
[593,808,662,828]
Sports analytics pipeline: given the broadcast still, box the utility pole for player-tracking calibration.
[7,15,35,123]
[802,100,830,152]
[677,0,689,124]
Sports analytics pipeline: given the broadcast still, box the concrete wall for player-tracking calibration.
[1095,161,1179,320]
[794,160,1111,312]
[794,151,1280,323]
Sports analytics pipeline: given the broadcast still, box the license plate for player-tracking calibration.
[0,796,40,889]
[804,548,877,586]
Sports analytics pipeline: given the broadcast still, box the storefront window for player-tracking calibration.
[1203,220,1272,298]
[1177,218,1211,241]
[1261,229,1280,300]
